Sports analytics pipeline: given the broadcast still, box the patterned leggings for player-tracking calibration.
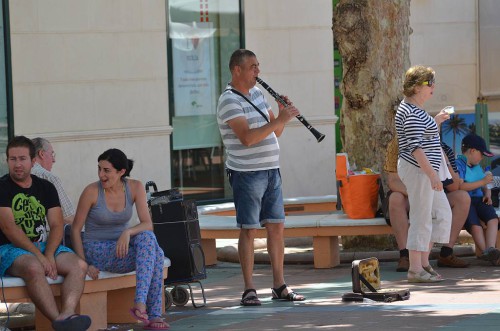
[84,231,165,318]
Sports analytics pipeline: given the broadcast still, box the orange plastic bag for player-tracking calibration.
[336,154,380,219]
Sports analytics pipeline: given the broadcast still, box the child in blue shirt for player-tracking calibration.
[456,134,499,265]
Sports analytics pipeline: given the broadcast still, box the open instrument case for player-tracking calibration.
[342,257,410,303]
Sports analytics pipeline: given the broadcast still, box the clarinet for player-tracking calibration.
[256,77,326,143]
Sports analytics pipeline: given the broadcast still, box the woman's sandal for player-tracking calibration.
[407,270,444,283]
[271,284,306,301]
[240,289,261,306]
[423,265,444,280]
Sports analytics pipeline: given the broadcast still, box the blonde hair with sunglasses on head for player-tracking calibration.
[403,65,435,98]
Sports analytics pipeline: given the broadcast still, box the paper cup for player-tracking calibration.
[443,106,455,114]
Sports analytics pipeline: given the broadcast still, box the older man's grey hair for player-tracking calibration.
[31,137,51,154]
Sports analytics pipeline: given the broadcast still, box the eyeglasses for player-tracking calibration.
[44,150,56,159]
[422,78,435,87]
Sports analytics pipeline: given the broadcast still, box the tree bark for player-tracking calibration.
[333,0,411,172]
[333,0,411,250]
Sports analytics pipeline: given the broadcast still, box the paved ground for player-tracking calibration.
[161,257,500,331]
[3,248,500,330]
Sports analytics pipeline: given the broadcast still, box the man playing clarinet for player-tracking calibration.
[217,49,306,306]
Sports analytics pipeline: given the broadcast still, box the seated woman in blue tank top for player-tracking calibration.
[71,148,169,330]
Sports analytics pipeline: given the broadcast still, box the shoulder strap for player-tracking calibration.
[359,273,378,293]
[230,88,270,123]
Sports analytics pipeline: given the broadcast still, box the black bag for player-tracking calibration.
[145,181,183,207]
[342,257,410,303]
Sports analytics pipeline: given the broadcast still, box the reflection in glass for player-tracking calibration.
[167,0,241,202]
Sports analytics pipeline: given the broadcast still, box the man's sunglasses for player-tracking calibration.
[422,78,435,87]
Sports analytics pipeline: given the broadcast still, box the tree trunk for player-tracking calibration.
[333,0,411,172]
[333,0,411,250]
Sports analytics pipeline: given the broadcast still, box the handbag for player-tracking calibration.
[145,181,183,206]
[145,181,187,221]
[336,153,380,219]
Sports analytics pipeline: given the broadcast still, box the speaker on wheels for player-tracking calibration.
[152,199,206,283]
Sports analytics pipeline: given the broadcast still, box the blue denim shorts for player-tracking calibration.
[227,168,285,229]
[0,242,74,276]
[464,196,499,232]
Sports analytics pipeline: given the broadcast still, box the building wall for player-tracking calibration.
[10,1,491,204]
[7,0,337,204]
[478,0,500,112]
[409,0,478,114]
[244,0,337,198]
[9,0,172,204]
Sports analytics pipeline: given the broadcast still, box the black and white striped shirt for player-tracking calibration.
[441,142,457,172]
[395,101,442,170]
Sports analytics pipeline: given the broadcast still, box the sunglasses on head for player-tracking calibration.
[422,78,435,87]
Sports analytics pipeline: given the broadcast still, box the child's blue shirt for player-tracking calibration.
[456,154,485,198]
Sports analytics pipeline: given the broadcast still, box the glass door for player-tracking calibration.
[167,0,242,202]
[0,1,11,175]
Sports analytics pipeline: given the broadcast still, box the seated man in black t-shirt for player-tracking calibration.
[0,136,91,331]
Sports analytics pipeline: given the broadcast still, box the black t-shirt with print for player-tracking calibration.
[0,174,60,245]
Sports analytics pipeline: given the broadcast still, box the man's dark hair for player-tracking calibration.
[229,49,256,71]
[6,136,36,159]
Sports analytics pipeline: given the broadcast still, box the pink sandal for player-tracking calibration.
[143,318,170,330]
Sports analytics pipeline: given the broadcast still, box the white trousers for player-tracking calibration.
[398,159,451,251]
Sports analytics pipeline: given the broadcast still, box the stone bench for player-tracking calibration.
[198,195,500,269]
[198,195,391,269]
[199,195,338,216]
[1,258,170,331]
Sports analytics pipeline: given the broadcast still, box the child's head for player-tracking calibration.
[461,134,494,165]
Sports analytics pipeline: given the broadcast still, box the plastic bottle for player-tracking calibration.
[485,166,494,190]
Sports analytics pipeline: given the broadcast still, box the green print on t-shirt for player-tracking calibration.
[11,193,48,242]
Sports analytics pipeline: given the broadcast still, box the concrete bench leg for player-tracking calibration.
[34,308,52,331]
[80,292,107,331]
[107,287,137,323]
[202,238,218,265]
[313,236,340,268]
[34,292,108,331]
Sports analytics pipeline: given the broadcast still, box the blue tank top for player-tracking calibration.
[83,179,134,242]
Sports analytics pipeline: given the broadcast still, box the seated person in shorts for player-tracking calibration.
[456,134,500,265]
[0,136,91,331]
[384,136,470,271]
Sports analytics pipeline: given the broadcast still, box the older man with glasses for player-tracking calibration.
[31,137,75,224]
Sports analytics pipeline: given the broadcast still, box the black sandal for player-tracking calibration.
[271,284,306,301]
[240,289,262,306]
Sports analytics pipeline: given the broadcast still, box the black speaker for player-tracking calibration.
[152,201,206,283]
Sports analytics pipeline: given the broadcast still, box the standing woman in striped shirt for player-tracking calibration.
[395,65,452,283]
